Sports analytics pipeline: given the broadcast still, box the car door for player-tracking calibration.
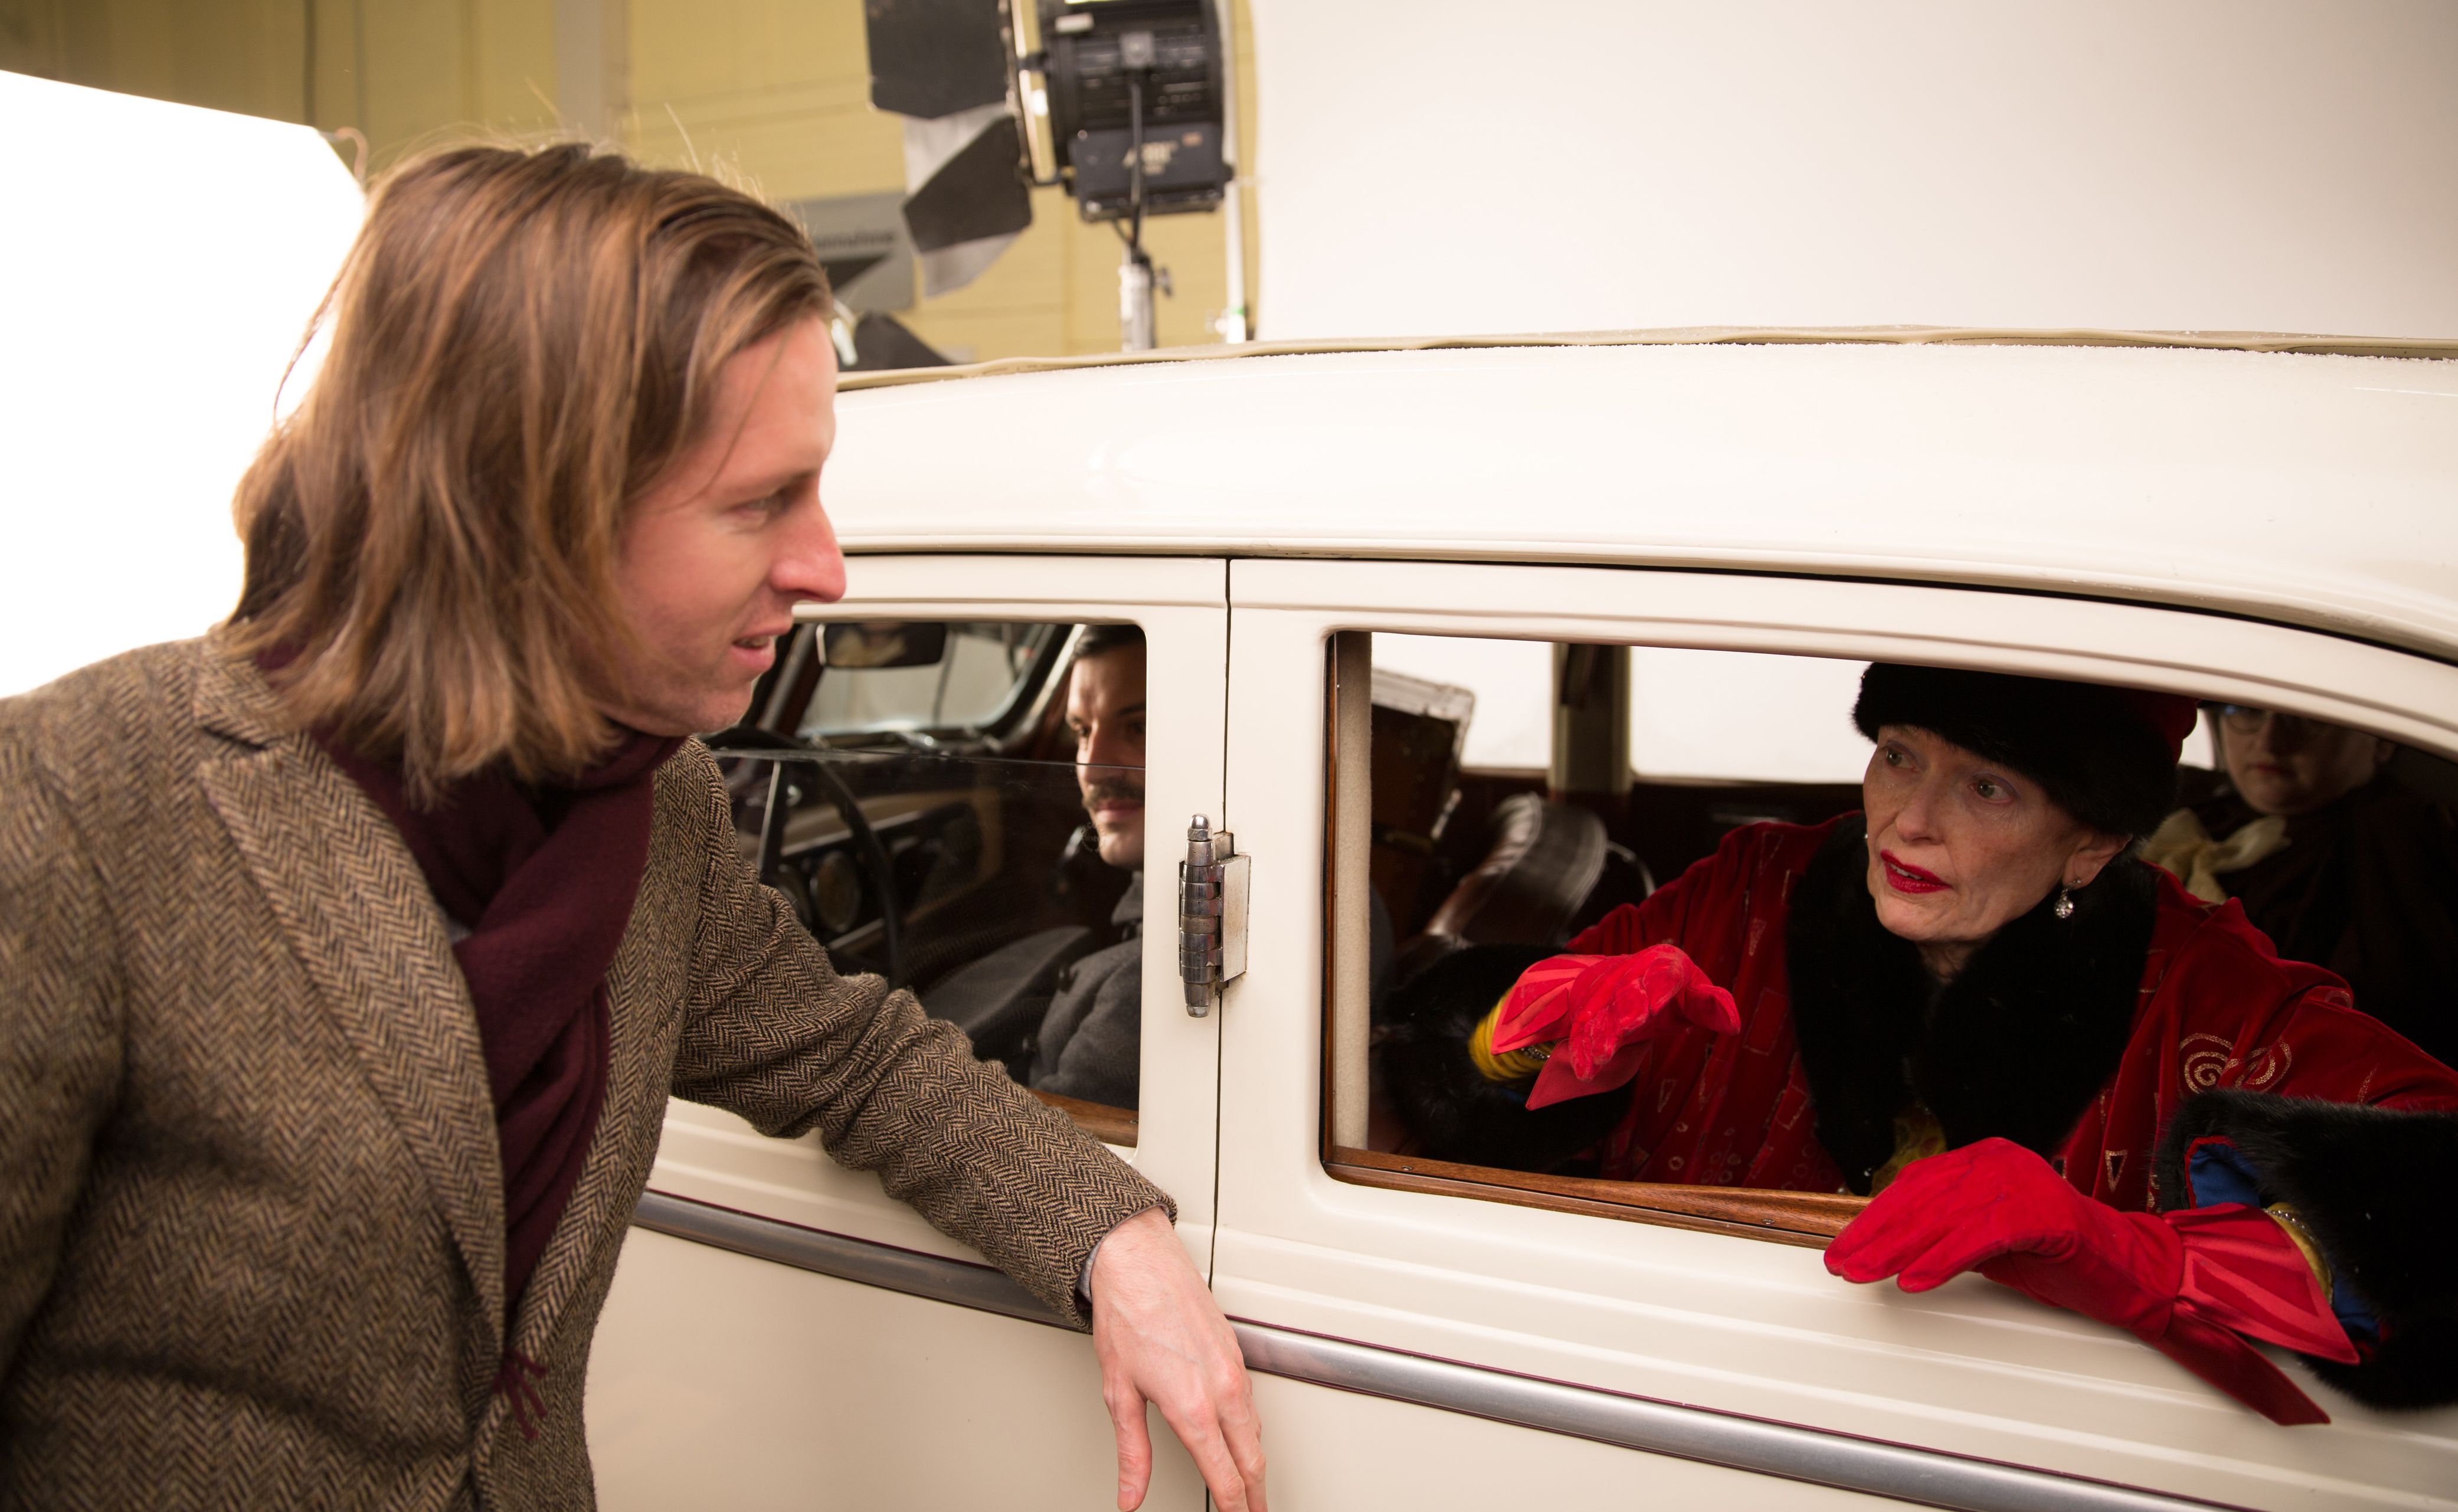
[1212,557,2458,1510]
[587,554,1228,1512]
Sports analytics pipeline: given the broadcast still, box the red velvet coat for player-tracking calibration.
[1574,816,2458,1207]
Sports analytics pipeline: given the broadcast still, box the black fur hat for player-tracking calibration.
[1852,665,2195,839]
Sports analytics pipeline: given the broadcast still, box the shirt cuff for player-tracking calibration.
[1076,1204,1167,1312]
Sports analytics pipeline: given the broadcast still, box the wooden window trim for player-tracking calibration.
[1324,1146,1863,1248]
[1034,1087,1138,1147]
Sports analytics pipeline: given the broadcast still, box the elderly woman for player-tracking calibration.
[1384,665,2458,1424]
[2143,705,2458,1066]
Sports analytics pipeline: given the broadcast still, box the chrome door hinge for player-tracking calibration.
[1178,814,1250,1016]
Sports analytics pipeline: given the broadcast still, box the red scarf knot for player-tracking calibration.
[492,1348,551,1440]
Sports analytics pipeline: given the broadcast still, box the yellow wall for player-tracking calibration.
[2,0,310,122]
[0,0,1257,359]
[610,0,1255,358]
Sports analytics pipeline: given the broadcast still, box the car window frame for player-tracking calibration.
[644,553,1230,1256]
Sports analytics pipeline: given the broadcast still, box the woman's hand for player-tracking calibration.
[1491,945,1737,1108]
[1825,1138,2353,1425]
[1088,1207,1268,1512]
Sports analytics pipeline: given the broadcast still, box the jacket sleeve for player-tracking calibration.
[2158,1088,2458,1409]
[663,751,1169,1326]
[0,728,123,1367]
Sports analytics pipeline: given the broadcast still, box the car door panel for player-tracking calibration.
[1213,558,2458,1510]
[588,554,1229,1509]
[589,1228,1203,1512]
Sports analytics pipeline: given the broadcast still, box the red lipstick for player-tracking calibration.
[1880,850,1948,895]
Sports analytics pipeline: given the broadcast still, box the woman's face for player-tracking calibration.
[1861,725,2128,959]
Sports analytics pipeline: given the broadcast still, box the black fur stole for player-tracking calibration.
[1377,944,1634,1172]
[2156,1090,2458,1408]
[1787,817,2157,1194]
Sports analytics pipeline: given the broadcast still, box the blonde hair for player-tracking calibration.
[229,142,832,797]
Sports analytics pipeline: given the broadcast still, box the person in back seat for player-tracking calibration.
[2143,705,2458,1066]
[1023,625,1147,1108]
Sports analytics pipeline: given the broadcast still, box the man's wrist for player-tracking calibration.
[1078,1203,1170,1309]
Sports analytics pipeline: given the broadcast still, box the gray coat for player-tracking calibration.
[1028,873,1143,1108]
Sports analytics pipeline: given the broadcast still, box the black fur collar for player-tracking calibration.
[1786,816,2157,1193]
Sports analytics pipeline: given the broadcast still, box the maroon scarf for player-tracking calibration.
[319,729,680,1321]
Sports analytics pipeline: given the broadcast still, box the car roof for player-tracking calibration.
[821,329,2458,662]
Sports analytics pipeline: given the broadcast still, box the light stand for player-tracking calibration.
[1116,38,1159,351]
[1120,247,1157,351]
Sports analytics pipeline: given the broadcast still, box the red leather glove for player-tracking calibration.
[1825,1138,2357,1425]
[1490,946,1739,1110]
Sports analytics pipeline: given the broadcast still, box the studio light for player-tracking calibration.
[863,0,1232,351]
[1019,0,1229,349]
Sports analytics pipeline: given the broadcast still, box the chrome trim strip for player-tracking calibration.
[634,1192,2241,1512]
[1230,1324,2244,1512]
[631,1190,1068,1329]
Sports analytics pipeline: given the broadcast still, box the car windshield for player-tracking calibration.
[798,621,1063,741]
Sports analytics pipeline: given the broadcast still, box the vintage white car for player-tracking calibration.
[584,330,2458,1510]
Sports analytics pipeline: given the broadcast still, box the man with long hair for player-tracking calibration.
[0,144,1263,1510]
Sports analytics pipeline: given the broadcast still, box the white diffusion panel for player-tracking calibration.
[0,73,362,696]
[1247,0,2458,341]
[1629,648,1870,784]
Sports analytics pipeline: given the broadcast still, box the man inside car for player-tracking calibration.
[1025,625,1148,1109]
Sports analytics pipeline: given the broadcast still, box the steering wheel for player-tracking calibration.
[705,726,907,989]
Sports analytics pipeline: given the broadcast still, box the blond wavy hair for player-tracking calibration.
[229,143,832,797]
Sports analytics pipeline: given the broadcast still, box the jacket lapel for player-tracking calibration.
[191,642,508,1342]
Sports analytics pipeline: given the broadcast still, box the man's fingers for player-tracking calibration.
[1183,1422,1248,1512]
[1155,1395,1254,1512]
[1222,1384,1269,1512]
[1200,1354,1269,1512]
[1105,1377,1153,1512]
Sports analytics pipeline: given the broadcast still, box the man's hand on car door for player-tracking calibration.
[1088,1206,1268,1512]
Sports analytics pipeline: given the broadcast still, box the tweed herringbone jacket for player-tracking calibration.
[0,637,1171,1508]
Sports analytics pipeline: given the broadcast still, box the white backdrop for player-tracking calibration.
[1373,637,1879,783]
[0,72,364,697]
[1247,1,2458,341]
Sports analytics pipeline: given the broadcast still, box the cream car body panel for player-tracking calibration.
[592,339,2458,1510]
[820,341,2458,657]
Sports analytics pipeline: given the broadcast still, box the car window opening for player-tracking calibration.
[1333,633,2458,1245]
[716,619,1148,1143]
